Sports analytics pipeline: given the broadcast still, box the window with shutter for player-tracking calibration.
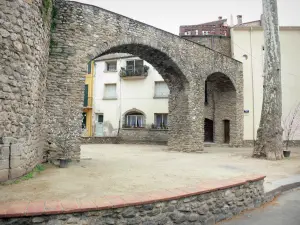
[154,82,169,98]
[104,84,117,99]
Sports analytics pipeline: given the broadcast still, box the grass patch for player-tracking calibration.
[42,0,53,26]
[1,164,46,186]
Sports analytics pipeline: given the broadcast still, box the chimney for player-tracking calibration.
[237,15,243,25]
[218,16,223,20]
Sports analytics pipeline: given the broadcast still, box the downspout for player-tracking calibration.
[117,58,122,140]
[250,27,256,146]
[92,62,96,136]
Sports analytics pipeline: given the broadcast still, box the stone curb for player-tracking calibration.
[0,175,265,218]
[264,175,300,201]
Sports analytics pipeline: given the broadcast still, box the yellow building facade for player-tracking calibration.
[82,61,94,137]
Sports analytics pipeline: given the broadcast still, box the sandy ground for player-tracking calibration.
[0,144,299,203]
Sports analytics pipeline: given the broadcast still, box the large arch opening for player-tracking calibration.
[204,72,237,145]
[90,44,190,150]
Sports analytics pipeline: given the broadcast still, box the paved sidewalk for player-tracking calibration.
[220,189,300,225]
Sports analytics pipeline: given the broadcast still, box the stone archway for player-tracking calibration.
[45,0,243,159]
[204,72,243,146]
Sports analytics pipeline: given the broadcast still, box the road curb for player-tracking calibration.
[264,176,300,202]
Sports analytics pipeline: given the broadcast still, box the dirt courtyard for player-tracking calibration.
[1,144,300,203]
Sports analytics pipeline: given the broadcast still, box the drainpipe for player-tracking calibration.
[249,27,256,146]
[8,143,12,180]
[117,58,122,139]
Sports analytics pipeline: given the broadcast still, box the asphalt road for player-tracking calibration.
[220,189,300,225]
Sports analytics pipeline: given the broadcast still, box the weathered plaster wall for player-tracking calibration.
[0,0,51,181]
[46,0,243,157]
[0,179,265,225]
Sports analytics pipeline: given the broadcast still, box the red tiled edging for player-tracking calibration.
[0,175,265,218]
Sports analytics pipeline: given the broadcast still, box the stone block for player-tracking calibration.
[0,159,9,170]
[9,167,26,179]
[0,146,9,159]
[10,143,22,156]
[10,156,24,168]
[0,169,8,182]
[0,137,17,145]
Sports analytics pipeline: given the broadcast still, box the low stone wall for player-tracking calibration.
[0,176,267,225]
[119,129,168,144]
[81,136,120,144]
[243,140,300,148]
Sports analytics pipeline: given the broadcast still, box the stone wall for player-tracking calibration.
[81,136,120,144]
[183,35,231,57]
[0,178,265,225]
[120,129,168,144]
[0,0,52,181]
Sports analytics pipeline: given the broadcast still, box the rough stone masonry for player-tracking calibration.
[0,179,265,225]
[0,0,243,181]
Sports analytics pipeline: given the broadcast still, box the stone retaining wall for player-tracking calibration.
[119,129,168,145]
[243,140,300,148]
[81,137,120,144]
[0,176,265,225]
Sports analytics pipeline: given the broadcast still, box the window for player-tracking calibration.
[106,61,117,72]
[104,84,117,99]
[98,114,104,123]
[184,31,187,35]
[195,30,199,35]
[205,81,208,104]
[87,61,92,74]
[155,113,168,129]
[187,31,191,35]
[125,112,145,128]
[126,59,144,74]
[154,81,169,98]
[202,31,209,35]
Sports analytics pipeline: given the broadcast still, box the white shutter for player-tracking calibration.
[104,84,116,98]
[155,82,169,97]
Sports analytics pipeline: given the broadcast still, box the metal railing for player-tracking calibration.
[119,65,149,77]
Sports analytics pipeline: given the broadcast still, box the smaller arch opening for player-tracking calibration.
[204,72,237,144]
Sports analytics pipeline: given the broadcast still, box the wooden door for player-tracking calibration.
[204,119,214,142]
[224,120,230,144]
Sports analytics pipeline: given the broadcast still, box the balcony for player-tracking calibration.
[83,97,93,108]
[119,65,149,80]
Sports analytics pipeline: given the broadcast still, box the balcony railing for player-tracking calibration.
[83,97,93,108]
[119,65,149,79]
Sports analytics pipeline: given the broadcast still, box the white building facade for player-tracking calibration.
[231,26,300,142]
[93,54,169,137]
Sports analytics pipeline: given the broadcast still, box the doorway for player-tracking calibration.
[95,114,104,136]
[224,120,230,144]
[204,118,214,142]
[82,112,87,129]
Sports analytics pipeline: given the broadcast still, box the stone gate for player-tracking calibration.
[0,0,243,181]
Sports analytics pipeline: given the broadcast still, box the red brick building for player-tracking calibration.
[179,17,230,37]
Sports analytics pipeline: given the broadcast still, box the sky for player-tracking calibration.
[74,0,300,35]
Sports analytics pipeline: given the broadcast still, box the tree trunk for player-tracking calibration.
[252,0,283,160]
